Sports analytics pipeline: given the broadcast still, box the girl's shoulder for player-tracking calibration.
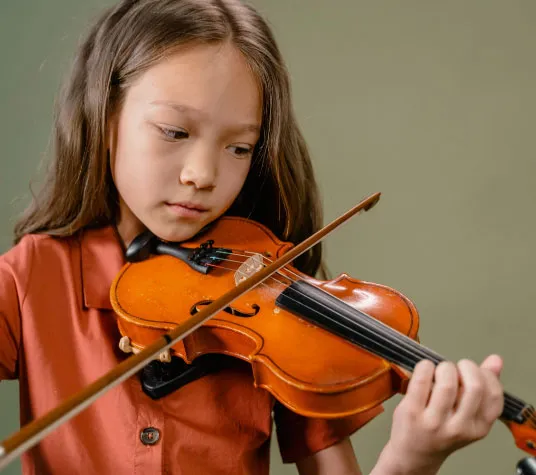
[0,227,120,310]
[2,231,80,263]
[0,232,81,286]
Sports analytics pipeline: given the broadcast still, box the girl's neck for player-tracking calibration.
[115,202,146,248]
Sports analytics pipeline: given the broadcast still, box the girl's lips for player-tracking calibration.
[166,202,208,218]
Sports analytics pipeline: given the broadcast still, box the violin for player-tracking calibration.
[111,200,536,449]
[1,192,535,472]
[113,207,418,417]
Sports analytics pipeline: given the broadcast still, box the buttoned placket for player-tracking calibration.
[132,377,165,474]
[80,228,168,473]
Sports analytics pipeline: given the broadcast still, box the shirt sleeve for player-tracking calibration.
[0,248,24,381]
[273,401,384,464]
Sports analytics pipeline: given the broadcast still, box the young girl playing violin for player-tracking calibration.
[0,0,504,474]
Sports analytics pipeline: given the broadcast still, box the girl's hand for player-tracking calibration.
[385,355,504,474]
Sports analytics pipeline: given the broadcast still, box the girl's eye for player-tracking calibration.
[159,126,188,140]
[228,145,253,158]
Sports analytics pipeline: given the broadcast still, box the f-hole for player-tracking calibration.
[190,299,260,318]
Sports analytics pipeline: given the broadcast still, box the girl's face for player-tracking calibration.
[108,42,262,245]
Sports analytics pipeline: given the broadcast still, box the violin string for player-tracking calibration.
[207,263,430,380]
[215,249,531,416]
[208,250,528,416]
[211,251,529,416]
[211,262,531,420]
[248,252,532,420]
[214,249,306,282]
[212,250,447,364]
[211,253,296,287]
[207,259,530,420]
[214,250,492,372]
[525,409,536,427]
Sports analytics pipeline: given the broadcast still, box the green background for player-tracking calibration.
[1,1,535,473]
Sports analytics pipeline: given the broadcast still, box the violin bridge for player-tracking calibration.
[234,253,264,286]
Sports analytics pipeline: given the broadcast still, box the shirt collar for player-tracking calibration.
[80,225,126,310]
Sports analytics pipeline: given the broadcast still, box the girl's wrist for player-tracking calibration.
[370,441,446,475]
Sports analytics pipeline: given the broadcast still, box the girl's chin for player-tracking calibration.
[150,221,209,243]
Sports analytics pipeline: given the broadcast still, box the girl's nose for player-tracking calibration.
[179,145,217,190]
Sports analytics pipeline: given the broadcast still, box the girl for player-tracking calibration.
[0,0,504,474]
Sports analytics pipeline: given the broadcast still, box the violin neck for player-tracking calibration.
[275,279,530,425]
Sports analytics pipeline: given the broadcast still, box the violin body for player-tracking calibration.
[110,216,419,418]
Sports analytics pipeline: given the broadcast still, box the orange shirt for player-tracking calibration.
[0,226,382,474]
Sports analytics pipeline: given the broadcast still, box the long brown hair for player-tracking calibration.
[14,0,326,277]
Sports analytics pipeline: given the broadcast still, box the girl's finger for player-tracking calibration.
[425,361,459,419]
[404,359,436,410]
[479,354,503,379]
[477,368,504,424]
[450,359,484,422]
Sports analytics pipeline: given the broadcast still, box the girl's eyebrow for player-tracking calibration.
[150,100,198,114]
[226,123,261,134]
[150,100,261,134]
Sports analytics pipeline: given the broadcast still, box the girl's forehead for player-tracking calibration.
[125,42,262,122]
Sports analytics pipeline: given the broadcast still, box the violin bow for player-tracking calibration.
[0,193,381,471]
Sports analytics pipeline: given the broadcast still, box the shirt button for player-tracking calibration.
[140,427,160,445]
